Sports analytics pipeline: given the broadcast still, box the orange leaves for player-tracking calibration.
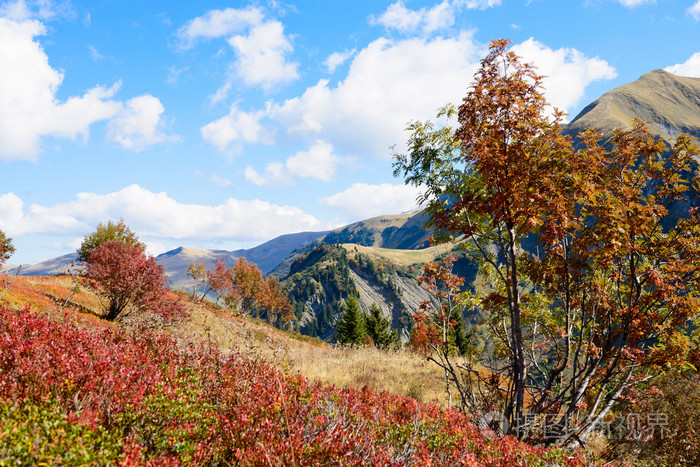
[206,258,293,325]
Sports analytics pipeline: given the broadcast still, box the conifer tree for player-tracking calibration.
[365,303,397,350]
[336,296,366,346]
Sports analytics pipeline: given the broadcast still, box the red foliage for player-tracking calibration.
[0,305,582,466]
[84,241,180,321]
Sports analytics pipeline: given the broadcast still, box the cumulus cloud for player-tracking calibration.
[201,104,270,155]
[513,38,617,117]
[690,2,700,20]
[665,52,700,77]
[371,0,500,34]
[251,34,482,159]
[107,95,178,151]
[0,185,326,242]
[245,140,347,188]
[286,141,344,182]
[0,17,123,161]
[178,7,298,93]
[320,183,424,219]
[227,20,299,90]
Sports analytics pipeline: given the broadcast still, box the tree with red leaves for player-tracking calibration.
[85,240,176,321]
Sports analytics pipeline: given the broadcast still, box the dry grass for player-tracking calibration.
[342,242,458,268]
[164,298,459,407]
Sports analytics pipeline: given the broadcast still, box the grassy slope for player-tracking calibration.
[341,242,459,268]
[0,274,582,465]
[0,274,466,407]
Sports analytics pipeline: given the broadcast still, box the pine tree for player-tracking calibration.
[449,308,469,356]
[336,296,366,346]
[365,303,397,350]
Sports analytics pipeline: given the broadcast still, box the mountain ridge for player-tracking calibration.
[565,69,700,145]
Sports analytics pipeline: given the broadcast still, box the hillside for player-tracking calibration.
[565,69,700,146]
[281,242,477,342]
[0,273,580,465]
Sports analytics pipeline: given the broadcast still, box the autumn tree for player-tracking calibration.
[0,229,15,265]
[365,303,397,350]
[410,254,476,409]
[84,240,178,321]
[77,219,145,263]
[336,296,366,346]
[206,257,293,325]
[394,38,700,446]
[186,262,210,301]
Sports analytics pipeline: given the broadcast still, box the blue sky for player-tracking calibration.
[2,0,700,265]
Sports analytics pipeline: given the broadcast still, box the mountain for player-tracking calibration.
[270,210,433,280]
[2,230,327,290]
[1,253,79,277]
[280,242,477,342]
[566,69,700,145]
[159,230,326,290]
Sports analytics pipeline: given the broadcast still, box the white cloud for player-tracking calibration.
[321,183,424,220]
[371,0,500,34]
[0,17,124,161]
[245,140,346,187]
[0,185,326,243]
[269,34,484,158]
[178,7,298,93]
[166,65,188,85]
[324,49,355,74]
[227,20,299,90]
[286,141,343,182]
[107,95,178,151]
[665,52,700,77]
[512,38,617,117]
[690,1,700,20]
[201,104,270,155]
[203,35,615,160]
[176,6,264,48]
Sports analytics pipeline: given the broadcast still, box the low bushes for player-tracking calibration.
[0,306,580,465]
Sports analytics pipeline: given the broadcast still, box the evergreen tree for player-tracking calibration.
[449,308,470,356]
[335,296,366,346]
[365,303,397,350]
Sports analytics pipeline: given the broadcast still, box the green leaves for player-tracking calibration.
[77,219,146,263]
[0,229,14,265]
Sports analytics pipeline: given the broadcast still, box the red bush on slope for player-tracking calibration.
[0,306,582,466]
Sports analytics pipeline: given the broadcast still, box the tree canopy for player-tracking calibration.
[394,38,700,446]
[77,219,146,263]
[0,229,15,266]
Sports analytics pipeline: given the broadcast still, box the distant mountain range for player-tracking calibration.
[0,210,432,292]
